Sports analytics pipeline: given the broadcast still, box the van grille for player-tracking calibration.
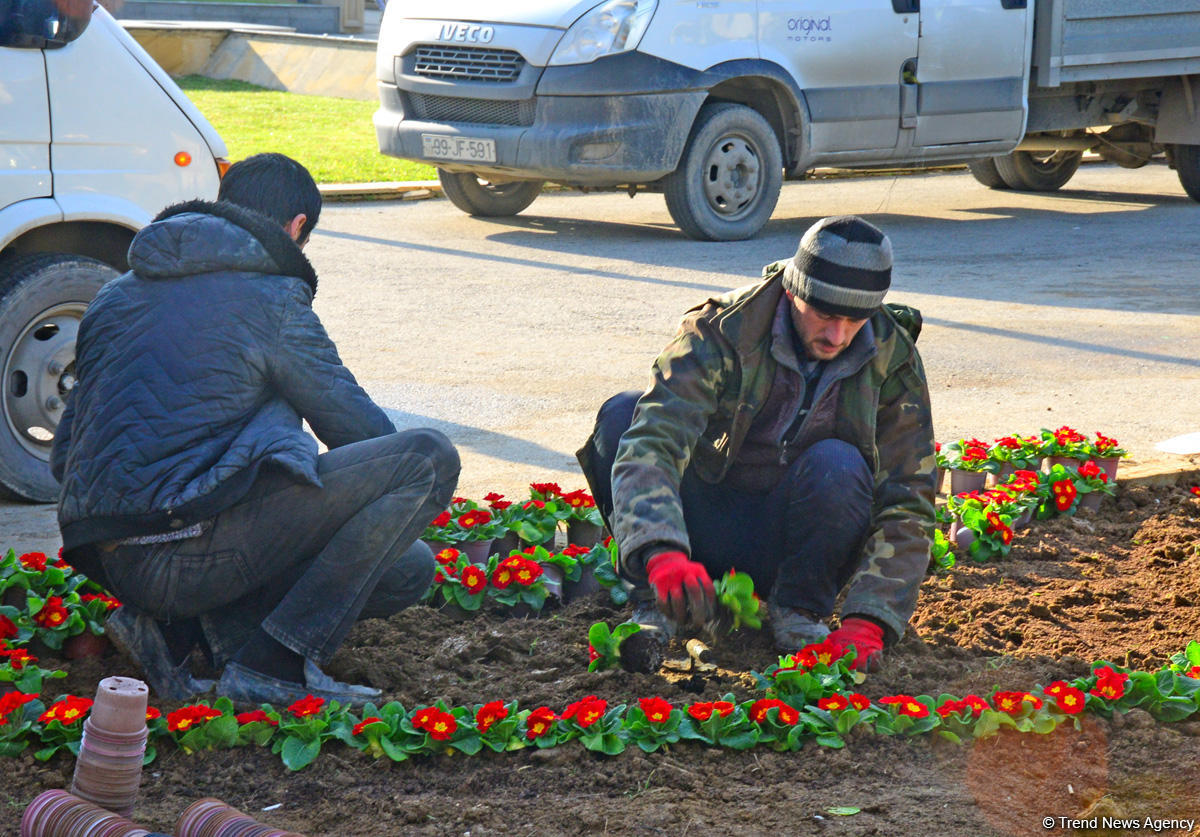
[407,93,535,127]
[413,45,524,82]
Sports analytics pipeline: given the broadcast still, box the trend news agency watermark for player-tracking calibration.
[1043,817,1195,832]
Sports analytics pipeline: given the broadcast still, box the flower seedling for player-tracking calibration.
[625,697,683,753]
[678,696,757,749]
[587,620,643,672]
[712,569,763,630]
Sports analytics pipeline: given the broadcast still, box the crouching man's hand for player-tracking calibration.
[827,616,885,672]
[646,550,715,630]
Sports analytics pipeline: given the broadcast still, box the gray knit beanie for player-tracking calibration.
[782,215,893,319]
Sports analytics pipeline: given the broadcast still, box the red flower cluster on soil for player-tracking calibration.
[937,695,989,718]
[687,701,735,721]
[412,706,457,740]
[1077,461,1107,482]
[166,704,222,733]
[457,509,492,528]
[880,695,929,718]
[638,697,673,724]
[1089,666,1129,700]
[460,565,488,595]
[475,700,508,733]
[80,593,122,611]
[288,695,325,718]
[32,596,68,629]
[39,696,93,726]
[525,707,556,739]
[1191,486,1200,496]
[781,640,843,670]
[235,710,277,726]
[749,698,798,725]
[0,614,16,640]
[492,555,543,589]
[561,489,595,509]
[352,717,382,736]
[818,694,848,711]
[984,511,1014,545]
[146,707,161,721]
[1051,479,1077,511]
[1044,681,1086,714]
[0,691,38,724]
[17,552,48,572]
[0,645,37,670]
[992,691,1041,714]
[434,548,460,565]
[562,695,607,728]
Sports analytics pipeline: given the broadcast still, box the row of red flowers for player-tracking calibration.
[4,641,1197,768]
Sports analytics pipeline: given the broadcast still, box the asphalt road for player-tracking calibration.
[4,160,1199,555]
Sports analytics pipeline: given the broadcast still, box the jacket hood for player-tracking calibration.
[128,199,319,295]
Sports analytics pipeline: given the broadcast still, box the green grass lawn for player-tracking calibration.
[178,76,437,184]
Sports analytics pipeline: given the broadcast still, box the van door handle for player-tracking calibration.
[891,0,918,11]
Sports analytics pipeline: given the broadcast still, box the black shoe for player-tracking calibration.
[216,659,381,708]
[768,602,831,652]
[104,607,215,700]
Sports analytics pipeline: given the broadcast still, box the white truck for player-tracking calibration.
[0,0,227,502]
[374,0,1200,240]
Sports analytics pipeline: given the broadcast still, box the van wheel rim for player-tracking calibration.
[3,303,82,461]
[702,133,762,219]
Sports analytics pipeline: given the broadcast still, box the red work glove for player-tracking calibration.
[827,616,885,672]
[646,550,715,629]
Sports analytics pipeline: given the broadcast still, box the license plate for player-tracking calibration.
[421,134,497,163]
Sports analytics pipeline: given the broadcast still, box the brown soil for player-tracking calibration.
[5,483,1200,837]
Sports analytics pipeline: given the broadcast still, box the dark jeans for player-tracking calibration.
[100,429,459,667]
[584,391,872,616]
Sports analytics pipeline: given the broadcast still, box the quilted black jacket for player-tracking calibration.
[50,200,395,549]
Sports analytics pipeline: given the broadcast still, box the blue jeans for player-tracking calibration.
[583,391,872,616]
[100,429,459,667]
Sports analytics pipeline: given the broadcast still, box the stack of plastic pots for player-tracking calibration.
[70,677,150,818]
[19,789,166,836]
[175,799,308,837]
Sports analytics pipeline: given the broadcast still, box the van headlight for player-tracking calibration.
[547,0,657,66]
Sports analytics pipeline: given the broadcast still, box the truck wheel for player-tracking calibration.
[993,150,1083,191]
[437,170,543,217]
[0,254,116,502]
[966,159,1010,190]
[1172,144,1200,202]
[663,102,783,241]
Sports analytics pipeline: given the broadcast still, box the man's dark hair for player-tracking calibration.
[218,153,321,245]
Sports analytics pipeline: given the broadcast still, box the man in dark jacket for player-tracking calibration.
[51,154,459,705]
[578,216,936,672]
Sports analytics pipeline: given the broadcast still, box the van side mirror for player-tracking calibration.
[0,0,93,49]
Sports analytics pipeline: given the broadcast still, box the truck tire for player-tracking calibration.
[1172,144,1200,202]
[993,150,1083,192]
[437,170,543,217]
[966,159,1010,190]
[663,102,783,241]
[0,254,117,502]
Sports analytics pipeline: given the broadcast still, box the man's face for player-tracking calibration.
[787,293,868,361]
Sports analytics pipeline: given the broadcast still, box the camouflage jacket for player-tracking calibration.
[608,263,936,642]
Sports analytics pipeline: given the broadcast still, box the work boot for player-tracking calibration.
[618,596,675,674]
[769,601,831,653]
[104,607,215,701]
[216,658,382,708]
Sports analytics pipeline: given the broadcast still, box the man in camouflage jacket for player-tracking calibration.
[578,216,936,670]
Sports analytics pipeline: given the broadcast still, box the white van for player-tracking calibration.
[375,0,1200,240]
[0,0,227,501]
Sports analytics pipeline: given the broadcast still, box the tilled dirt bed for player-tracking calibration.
[5,482,1200,837]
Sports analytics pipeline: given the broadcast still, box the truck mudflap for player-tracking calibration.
[376,85,707,186]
